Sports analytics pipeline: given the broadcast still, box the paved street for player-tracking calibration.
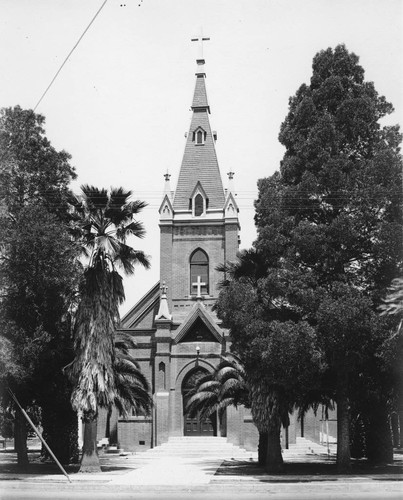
[1,479,402,500]
[1,446,402,500]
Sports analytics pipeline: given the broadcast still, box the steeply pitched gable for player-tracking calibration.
[173,301,223,344]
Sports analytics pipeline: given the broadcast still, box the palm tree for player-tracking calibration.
[185,354,277,461]
[67,185,150,473]
[186,354,249,422]
[104,332,152,446]
[113,332,152,418]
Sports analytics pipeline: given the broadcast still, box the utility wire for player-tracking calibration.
[33,0,108,111]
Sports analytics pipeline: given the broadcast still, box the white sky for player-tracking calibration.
[1,0,402,315]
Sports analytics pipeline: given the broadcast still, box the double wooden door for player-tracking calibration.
[183,369,214,436]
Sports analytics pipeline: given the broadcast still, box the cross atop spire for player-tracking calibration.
[191,28,210,63]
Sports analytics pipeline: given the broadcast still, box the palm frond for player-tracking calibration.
[114,245,151,275]
[81,185,109,212]
[116,221,146,241]
[108,187,132,209]
[114,332,137,352]
[125,200,148,214]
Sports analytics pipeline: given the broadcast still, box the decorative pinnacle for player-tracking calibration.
[164,171,171,182]
[155,281,172,321]
[227,171,234,180]
[161,281,168,295]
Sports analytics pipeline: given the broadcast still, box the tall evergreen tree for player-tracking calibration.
[217,45,402,473]
[0,106,78,466]
[216,251,323,472]
[253,44,402,471]
[0,106,75,218]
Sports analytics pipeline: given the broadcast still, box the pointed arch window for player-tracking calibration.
[193,127,206,146]
[190,249,209,295]
[194,193,204,216]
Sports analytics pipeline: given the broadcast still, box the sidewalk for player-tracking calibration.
[0,447,402,498]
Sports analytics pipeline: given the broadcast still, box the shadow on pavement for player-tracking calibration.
[215,457,403,479]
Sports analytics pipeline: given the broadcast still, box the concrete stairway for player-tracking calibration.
[143,436,255,459]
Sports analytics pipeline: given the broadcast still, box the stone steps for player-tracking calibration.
[143,436,254,459]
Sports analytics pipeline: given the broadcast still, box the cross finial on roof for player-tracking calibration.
[164,171,171,182]
[191,28,210,62]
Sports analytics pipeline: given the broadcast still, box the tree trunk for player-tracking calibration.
[41,403,79,464]
[265,424,284,473]
[258,431,268,466]
[366,403,393,464]
[336,373,351,473]
[349,411,366,459]
[79,418,101,473]
[14,410,29,470]
[391,412,399,448]
[399,410,403,448]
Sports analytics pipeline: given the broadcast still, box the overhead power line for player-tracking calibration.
[33,0,108,111]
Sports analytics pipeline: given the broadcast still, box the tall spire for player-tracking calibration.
[173,35,225,212]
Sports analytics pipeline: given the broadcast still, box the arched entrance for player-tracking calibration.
[182,368,215,436]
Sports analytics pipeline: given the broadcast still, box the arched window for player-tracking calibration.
[194,193,204,216]
[193,127,206,145]
[196,130,204,144]
[190,249,209,295]
[158,362,166,389]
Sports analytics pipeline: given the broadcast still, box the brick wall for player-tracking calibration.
[225,223,239,263]
[171,230,225,300]
[226,405,259,452]
[118,418,152,452]
[160,224,173,305]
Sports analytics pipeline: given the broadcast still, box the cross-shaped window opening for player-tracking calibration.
[190,249,209,295]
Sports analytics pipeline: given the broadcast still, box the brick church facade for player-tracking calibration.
[98,45,336,453]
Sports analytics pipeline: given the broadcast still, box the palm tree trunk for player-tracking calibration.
[336,371,351,473]
[265,423,284,473]
[79,418,101,473]
[14,410,29,470]
[216,412,221,437]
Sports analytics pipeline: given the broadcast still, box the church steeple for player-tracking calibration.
[158,36,240,312]
[173,35,225,213]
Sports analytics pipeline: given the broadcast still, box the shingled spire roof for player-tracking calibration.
[173,59,225,211]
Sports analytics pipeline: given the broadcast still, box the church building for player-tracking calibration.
[101,39,335,453]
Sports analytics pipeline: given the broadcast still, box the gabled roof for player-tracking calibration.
[173,71,225,212]
[173,301,223,344]
[120,282,160,329]
[224,192,240,217]
[190,181,207,199]
[159,193,174,219]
